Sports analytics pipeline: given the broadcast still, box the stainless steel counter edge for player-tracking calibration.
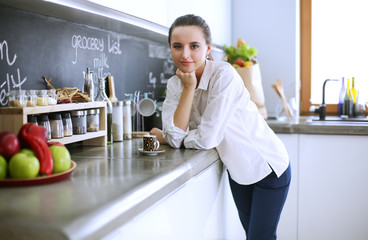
[65,147,221,239]
[267,117,368,135]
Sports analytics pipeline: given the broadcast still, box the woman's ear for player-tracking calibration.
[206,44,212,56]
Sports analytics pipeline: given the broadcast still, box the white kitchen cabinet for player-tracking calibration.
[103,160,244,240]
[298,134,368,240]
[276,134,299,240]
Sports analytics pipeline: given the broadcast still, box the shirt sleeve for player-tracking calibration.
[184,68,250,150]
[162,76,189,148]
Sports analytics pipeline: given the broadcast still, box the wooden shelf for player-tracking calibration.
[0,102,107,146]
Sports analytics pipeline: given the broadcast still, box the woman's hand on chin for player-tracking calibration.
[176,69,196,89]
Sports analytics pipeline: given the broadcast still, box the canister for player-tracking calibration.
[123,100,132,140]
[71,110,87,135]
[87,109,100,132]
[112,101,123,141]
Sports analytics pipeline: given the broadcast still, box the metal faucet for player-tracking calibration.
[314,79,339,120]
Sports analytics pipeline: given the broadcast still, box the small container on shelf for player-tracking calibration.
[8,90,27,108]
[27,115,38,125]
[37,114,51,140]
[37,90,48,106]
[49,113,64,139]
[87,109,100,132]
[26,90,37,107]
[61,112,73,137]
[71,110,87,135]
[47,89,57,105]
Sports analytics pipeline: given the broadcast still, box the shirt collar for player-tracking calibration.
[197,59,213,91]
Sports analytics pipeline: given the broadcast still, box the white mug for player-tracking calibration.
[138,98,156,117]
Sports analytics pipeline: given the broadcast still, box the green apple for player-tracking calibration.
[9,152,40,179]
[19,148,36,157]
[0,155,7,179]
[50,146,71,174]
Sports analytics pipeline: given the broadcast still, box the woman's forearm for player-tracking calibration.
[174,86,195,131]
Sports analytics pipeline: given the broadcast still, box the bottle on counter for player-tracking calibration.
[95,78,113,144]
[83,67,94,102]
[351,77,358,116]
[338,77,345,116]
[343,78,353,117]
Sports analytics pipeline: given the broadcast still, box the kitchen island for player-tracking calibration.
[0,139,226,240]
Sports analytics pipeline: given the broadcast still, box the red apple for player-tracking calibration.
[0,131,20,159]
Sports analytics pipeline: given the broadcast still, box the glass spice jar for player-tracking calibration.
[37,114,51,140]
[8,90,27,108]
[27,115,38,125]
[27,90,37,107]
[37,90,48,106]
[49,113,64,139]
[61,112,73,137]
[71,110,87,135]
[48,89,57,105]
[87,109,100,132]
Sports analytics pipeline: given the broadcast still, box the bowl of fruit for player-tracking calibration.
[0,124,76,187]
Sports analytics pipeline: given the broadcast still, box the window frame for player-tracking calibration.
[300,0,339,116]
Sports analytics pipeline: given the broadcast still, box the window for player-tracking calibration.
[300,0,368,115]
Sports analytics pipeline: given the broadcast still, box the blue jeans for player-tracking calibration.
[228,164,291,240]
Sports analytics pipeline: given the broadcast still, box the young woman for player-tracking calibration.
[150,14,291,240]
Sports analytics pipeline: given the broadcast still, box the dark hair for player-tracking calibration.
[168,14,212,45]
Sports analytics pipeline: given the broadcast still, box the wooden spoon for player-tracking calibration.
[273,79,294,119]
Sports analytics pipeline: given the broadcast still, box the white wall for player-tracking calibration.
[232,0,300,117]
[88,0,232,45]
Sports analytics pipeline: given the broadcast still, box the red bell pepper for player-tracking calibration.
[18,123,53,175]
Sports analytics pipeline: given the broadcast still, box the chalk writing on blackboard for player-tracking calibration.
[0,40,27,106]
[71,34,122,80]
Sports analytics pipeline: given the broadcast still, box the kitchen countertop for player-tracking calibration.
[267,116,368,135]
[0,139,220,240]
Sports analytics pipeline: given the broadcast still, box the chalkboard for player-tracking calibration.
[0,6,174,107]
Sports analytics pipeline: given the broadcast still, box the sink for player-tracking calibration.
[307,116,368,125]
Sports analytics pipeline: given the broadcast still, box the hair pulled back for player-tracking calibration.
[168,14,212,45]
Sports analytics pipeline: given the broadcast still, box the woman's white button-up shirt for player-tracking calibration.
[162,60,289,185]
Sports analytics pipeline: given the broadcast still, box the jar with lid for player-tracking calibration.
[112,101,123,141]
[8,90,27,108]
[87,109,100,132]
[49,113,64,139]
[95,78,112,143]
[71,110,87,135]
[27,115,38,125]
[37,114,51,140]
[83,67,94,102]
[48,89,57,105]
[26,90,37,107]
[61,112,73,137]
[37,90,48,106]
[123,100,132,140]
